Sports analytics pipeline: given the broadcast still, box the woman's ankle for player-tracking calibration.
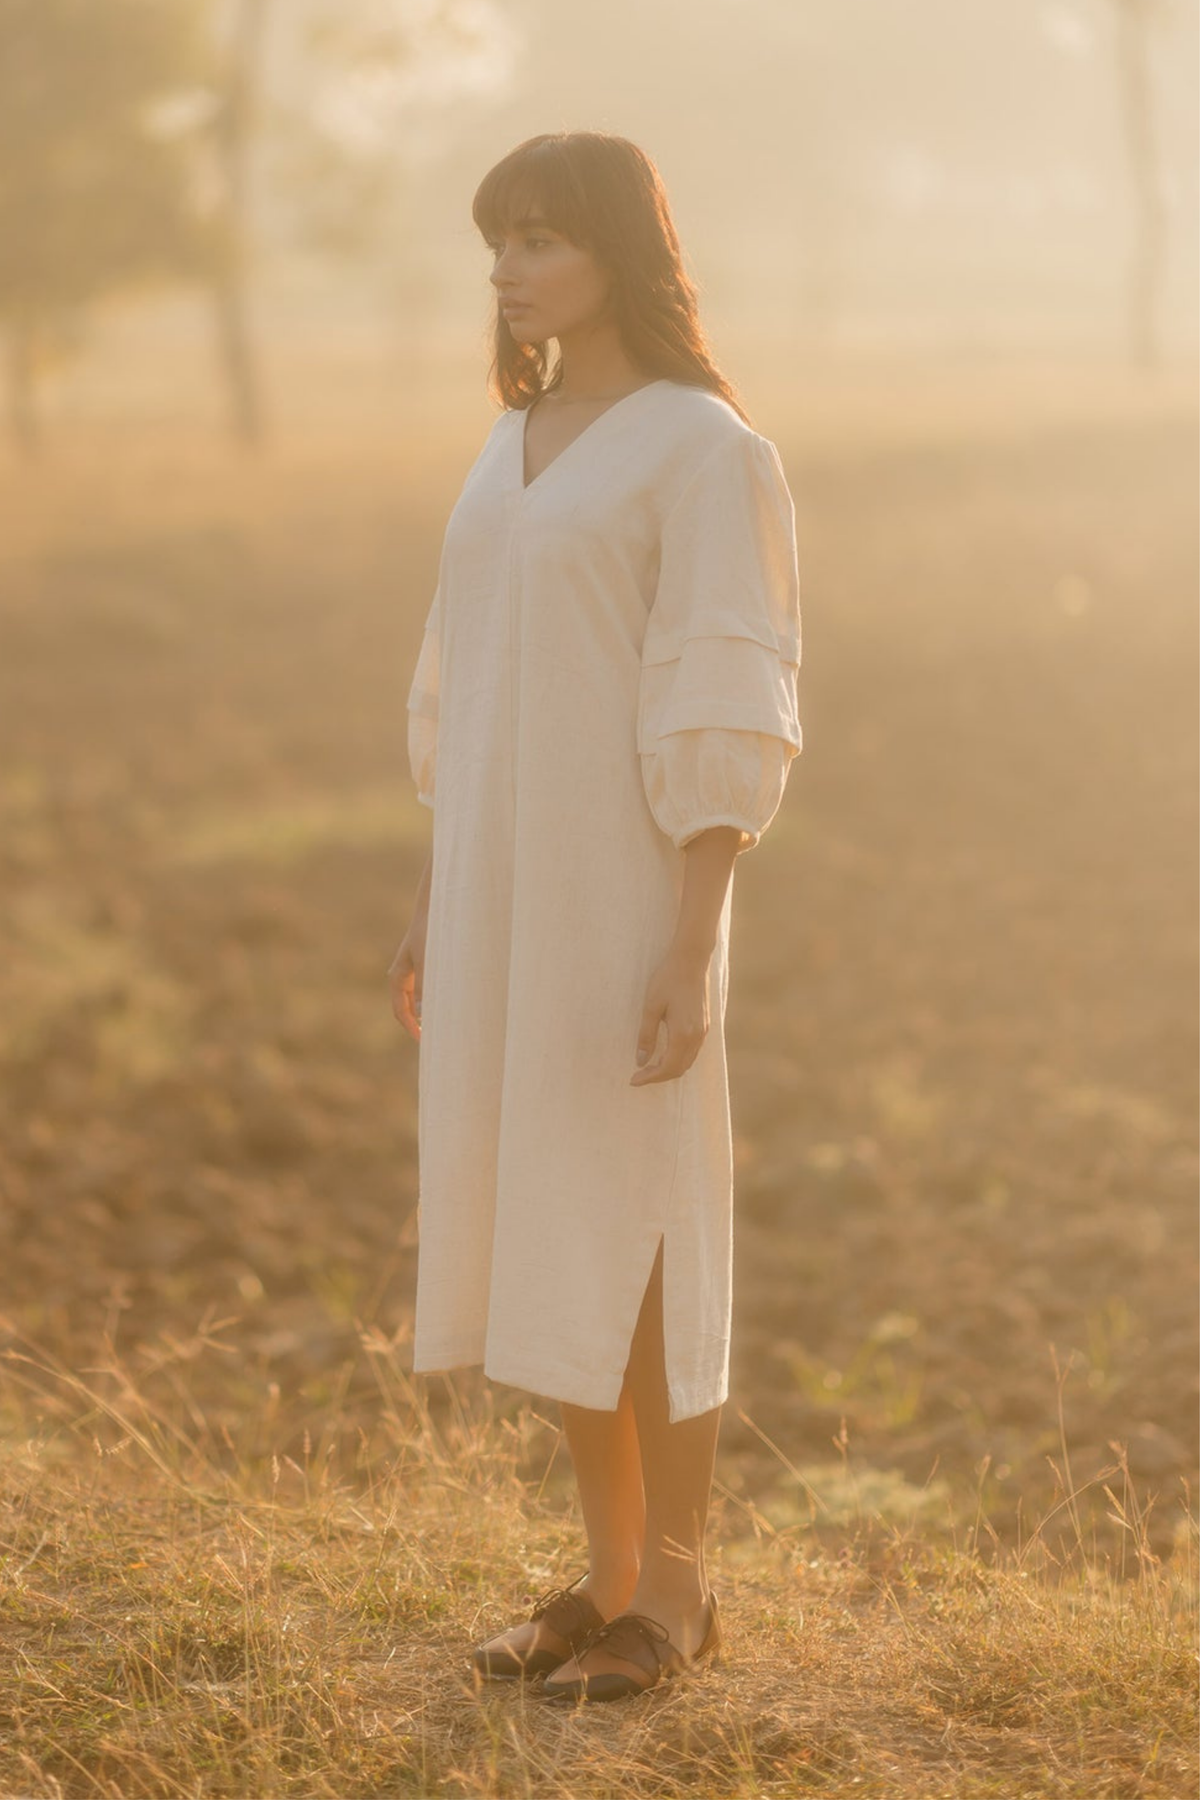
[580,1562,640,1617]
[626,1559,709,1613]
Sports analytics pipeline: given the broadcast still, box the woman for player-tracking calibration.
[389,131,802,1703]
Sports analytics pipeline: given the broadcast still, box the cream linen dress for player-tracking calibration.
[404,378,802,1423]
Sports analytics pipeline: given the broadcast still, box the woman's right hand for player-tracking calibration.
[389,915,427,1042]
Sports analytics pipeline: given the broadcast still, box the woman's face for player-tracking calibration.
[486,213,611,345]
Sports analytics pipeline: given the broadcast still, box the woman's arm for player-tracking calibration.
[629,825,742,1086]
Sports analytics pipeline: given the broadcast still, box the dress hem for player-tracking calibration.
[410,1345,729,1425]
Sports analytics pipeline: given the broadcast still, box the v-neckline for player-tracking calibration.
[519,380,668,495]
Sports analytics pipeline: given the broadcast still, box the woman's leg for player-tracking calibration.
[474,1356,643,1667]
[478,1240,719,1668]
[553,1238,721,1675]
[558,1383,645,1614]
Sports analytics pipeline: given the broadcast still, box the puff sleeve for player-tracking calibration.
[638,429,802,853]
[405,584,440,810]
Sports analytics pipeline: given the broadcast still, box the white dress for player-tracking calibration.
[405,379,802,1423]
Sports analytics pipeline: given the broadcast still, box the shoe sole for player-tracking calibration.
[471,1654,562,1682]
[542,1640,725,1702]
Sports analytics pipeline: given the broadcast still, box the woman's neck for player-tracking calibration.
[551,327,648,401]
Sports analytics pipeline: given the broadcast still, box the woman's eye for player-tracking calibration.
[484,235,551,256]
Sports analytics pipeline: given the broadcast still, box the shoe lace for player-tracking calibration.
[573,1611,671,1664]
[529,1572,589,1624]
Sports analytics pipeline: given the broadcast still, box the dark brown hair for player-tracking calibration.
[472,131,750,424]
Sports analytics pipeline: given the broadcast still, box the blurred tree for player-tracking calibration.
[206,0,271,443]
[0,0,275,453]
[263,1,515,260]
[0,0,209,452]
[1110,0,1171,368]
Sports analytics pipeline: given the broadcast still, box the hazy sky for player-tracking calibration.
[265,0,1199,356]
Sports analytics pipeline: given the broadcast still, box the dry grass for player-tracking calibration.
[0,1323,1195,1800]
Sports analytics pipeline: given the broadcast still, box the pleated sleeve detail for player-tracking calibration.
[640,726,796,853]
[637,430,802,853]
[405,584,440,810]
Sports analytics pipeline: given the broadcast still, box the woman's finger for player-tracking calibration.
[392,964,421,1041]
[630,1014,703,1085]
[634,997,665,1069]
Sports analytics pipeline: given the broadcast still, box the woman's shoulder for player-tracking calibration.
[654,381,777,464]
[655,379,751,432]
[649,382,782,505]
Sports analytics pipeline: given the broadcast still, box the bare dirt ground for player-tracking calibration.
[0,351,1196,1567]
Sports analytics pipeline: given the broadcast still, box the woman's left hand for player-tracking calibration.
[630,946,712,1085]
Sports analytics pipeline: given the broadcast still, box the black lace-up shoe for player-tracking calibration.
[541,1593,722,1701]
[470,1573,607,1681]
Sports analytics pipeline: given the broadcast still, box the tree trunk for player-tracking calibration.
[210,0,269,443]
[1114,0,1168,371]
[211,264,260,444]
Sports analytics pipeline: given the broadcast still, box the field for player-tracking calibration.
[0,348,1196,1796]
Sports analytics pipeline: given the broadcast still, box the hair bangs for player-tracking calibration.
[472,140,591,248]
